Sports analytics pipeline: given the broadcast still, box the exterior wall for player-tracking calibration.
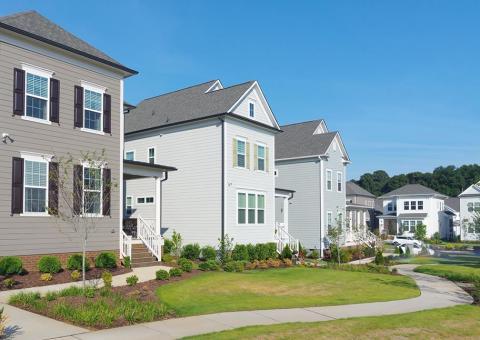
[125,119,222,246]
[0,35,123,256]
[460,195,480,241]
[347,195,374,208]
[231,87,273,126]
[225,118,276,244]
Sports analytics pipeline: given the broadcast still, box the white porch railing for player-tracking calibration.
[137,216,163,261]
[275,223,299,254]
[121,231,132,259]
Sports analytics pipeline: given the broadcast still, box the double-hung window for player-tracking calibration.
[238,193,246,224]
[25,72,49,121]
[125,151,135,161]
[248,194,256,224]
[24,159,48,213]
[327,211,333,228]
[326,170,332,191]
[238,191,265,225]
[256,144,265,171]
[249,102,255,117]
[83,167,102,215]
[84,88,103,131]
[126,196,133,215]
[257,194,265,223]
[418,201,423,210]
[336,171,342,192]
[236,139,246,168]
[411,201,417,210]
[404,201,409,210]
[148,148,155,164]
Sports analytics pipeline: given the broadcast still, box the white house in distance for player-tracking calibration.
[459,182,480,241]
[377,184,451,238]
[124,80,281,247]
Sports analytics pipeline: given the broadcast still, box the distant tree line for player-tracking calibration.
[355,164,480,197]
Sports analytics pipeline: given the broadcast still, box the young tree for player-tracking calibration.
[50,150,114,289]
[327,215,344,265]
[171,230,183,258]
[414,223,427,241]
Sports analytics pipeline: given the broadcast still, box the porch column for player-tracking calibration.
[357,211,361,228]
[283,196,289,233]
[363,211,367,227]
[155,176,161,235]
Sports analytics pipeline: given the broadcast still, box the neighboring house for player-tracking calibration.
[0,11,136,269]
[377,184,451,238]
[124,80,281,247]
[459,182,480,241]
[275,120,350,254]
[346,181,377,232]
[444,197,461,239]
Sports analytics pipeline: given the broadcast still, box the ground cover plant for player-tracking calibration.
[414,264,480,283]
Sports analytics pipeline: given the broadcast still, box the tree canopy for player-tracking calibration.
[355,164,480,197]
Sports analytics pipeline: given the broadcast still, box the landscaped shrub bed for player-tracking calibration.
[322,263,395,275]
[414,265,480,283]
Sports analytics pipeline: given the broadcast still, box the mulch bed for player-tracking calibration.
[0,267,132,291]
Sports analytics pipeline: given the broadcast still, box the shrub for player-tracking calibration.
[171,230,183,258]
[246,244,257,262]
[170,268,183,277]
[218,234,234,264]
[232,244,249,261]
[66,254,90,271]
[40,273,53,281]
[281,245,293,260]
[38,256,62,274]
[330,246,352,263]
[95,252,117,269]
[233,261,245,272]
[102,271,113,288]
[123,256,131,269]
[363,246,376,258]
[223,261,236,272]
[309,250,319,259]
[258,260,269,269]
[391,268,398,275]
[163,238,174,254]
[283,258,293,267]
[70,270,81,281]
[2,278,15,289]
[84,286,96,298]
[162,254,175,264]
[178,258,193,272]
[199,260,220,271]
[181,243,201,260]
[0,256,23,275]
[200,246,216,261]
[405,246,411,257]
[156,269,170,280]
[267,259,281,268]
[126,275,139,286]
[255,243,269,261]
[266,243,278,259]
[431,232,442,244]
[245,261,258,270]
[374,250,385,266]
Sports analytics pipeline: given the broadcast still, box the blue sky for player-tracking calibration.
[2,1,479,179]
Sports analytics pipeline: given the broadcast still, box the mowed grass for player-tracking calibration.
[415,264,480,283]
[186,305,480,340]
[156,267,419,316]
[396,253,480,267]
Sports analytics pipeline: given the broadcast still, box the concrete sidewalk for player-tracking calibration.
[2,265,474,339]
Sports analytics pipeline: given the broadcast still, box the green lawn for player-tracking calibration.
[395,253,480,267]
[156,267,419,316]
[186,305,480,339]
[414,264,480,283]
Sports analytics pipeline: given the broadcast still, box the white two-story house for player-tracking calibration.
[459,182,480,241]
[124,80,281,247]
[378,184,451,238]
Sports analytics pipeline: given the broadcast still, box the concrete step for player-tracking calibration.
[132,261,163,268]
[132,256,157,263]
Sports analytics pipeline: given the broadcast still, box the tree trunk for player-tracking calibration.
[82,235,87,290]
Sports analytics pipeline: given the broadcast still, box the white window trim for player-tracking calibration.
[23,64,52,123]
[418,200,424,210]
[248,100,256,118]
[255,142,266,172]
[235,137,247,169]
[125,150,136,161]
[326,169,332,191]
[126,196,133,215]
[82,165,103,218]
[136,196,155,205]
[236,190,266,226]
[327,210,333,228]
[148,147,156,164]
[20,153,50,217]
[82,82,105,134]
[336,171,342,192]
[137,197,145,204]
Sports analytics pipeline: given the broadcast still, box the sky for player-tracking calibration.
[2,1,479,179]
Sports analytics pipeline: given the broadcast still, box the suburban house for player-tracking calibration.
[377,184,451,238]
[0,11,137,269]
[274,120,351,255]
[346,181,376,231]
[444,197,461,238]
[459,182,480,241]
[124,80,282,249]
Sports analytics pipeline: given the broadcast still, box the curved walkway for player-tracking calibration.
[2,265,474,340]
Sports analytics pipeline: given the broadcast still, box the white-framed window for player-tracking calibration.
[327,211,333,228]
[148,147,155,164]
[23,156,49,214]
[136,196,154,204]
[236,138,246,168]
[468,202,480,213]
[256,144,265,171]
[126,196,133,215]
[249,102,255,117]
[83,84,103,132]
[404,201,409,210]
[137,197,145,204]
[83,166,102,215]
[336,171,342,192]
[418,201,424,210]
[387,202,393,211]
[237,191,265,225]
[401,220,422,233]
[25,71,50,121]
[326,169,332,191]
[411,201,417,210]
[125,151,135,161]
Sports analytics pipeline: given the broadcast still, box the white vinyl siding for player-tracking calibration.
[327,211,333,228]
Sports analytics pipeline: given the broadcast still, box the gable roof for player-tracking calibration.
[444,197,460,212]
[346,181,375,198]
[379,184,447,199]
[275,120,349,160]
[459,182,480,197]
[0,11,136,75]
[125,80,280,134]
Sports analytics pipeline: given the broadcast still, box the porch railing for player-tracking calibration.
[121,231,132,259]
[137,216,163,261]
[275,222,299,254]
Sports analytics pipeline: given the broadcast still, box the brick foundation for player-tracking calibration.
[16,249,120,272]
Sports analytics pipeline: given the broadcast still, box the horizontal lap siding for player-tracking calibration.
[0,41,122,256]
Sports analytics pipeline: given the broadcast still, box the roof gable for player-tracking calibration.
[459,183,480,197]
[380,184,447,198]
[346,181,375,198]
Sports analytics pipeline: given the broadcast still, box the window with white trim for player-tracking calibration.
[148,147,155,164]
[404,201,409,210]
[411,201,417,210]
[418,201,424,210]
[136,196,154,204]
[146,197,154,204]
[401,220,422,233]
[237,139,246,168]
[83,167,102,215]
[84,88,102,131]
[125,151,135,161]
[137,197,145,204]
[24,159,48,213]
[387,202,393,211]
[25,72,49,120]
[249,102,255,117]
[327,211,333,228]
[126,196,133,215]
[257,194,265,224]
[336,171,342,192]
[257,144,265,171]
[237,191,265,225]
[326,169,332,191]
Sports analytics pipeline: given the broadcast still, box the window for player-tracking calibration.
[257,194,265,224]
[238,193,246,224]
[418,201,423,210]
[404,201,409,210]
[136,196,154,204]
[237,139,246,168]
[401,220,422,233]
[326,169,332,191]
[238,191,265,225]
[256,144,265,171]
[148,148,155,164]
[336,171,342,192]
[411,201,416,210]
[125,151,135,161]
[146,197,154,204]
[387,202,393,211]
[83,167,102,215]
[25,72,49,120]
[24,159,48,213]
[137,197,145,204]
[327,211,333,228]
[249,102,255,117]
[248,194,256,224]
[126,196,132,215]
[84,88,102,131]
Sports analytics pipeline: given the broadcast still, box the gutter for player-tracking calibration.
[220,117,226,241]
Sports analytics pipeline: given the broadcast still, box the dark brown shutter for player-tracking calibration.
[102,168,111,216]
[48,162,59,215]
[74,86,83,128]
[11,157,24,214]
[103,93,111,134]
[49,78,60,123]
[13,68,25,116]
[73,164,83,215]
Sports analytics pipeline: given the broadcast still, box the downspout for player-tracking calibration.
[220,116,225,241]
[319,156,324,258]
[160,172,169,233]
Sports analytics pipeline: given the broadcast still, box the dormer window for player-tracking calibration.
[249,102,255,117]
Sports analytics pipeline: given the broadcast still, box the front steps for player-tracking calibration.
[131,243,160,268]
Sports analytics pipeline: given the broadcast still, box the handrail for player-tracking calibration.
[275,223,299,254]
[121,230,132,259]
[137,216,162,261]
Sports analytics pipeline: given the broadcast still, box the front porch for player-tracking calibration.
[275,188,299,253]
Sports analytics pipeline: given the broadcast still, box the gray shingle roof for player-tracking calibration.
[397,213,428,219]
[444,197,460,211]
[346,181,375,198]
[275,120,338,159]
[125,80,260,134]
[0,11,136,74]
[380,184,447,198]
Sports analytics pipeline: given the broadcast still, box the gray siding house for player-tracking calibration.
[346,181,377,231]
[275,120,350,254]
[0,11,136,268]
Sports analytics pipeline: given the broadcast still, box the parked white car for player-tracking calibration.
[393,235,422,248]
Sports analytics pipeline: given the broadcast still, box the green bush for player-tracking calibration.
[232,244,249,261]
[233,261,245,272]
[126,275,139,286]
[199,260,220,271]
[281,244,293,260]
[363,246,376,258]
[2,278,15,289]
[95,252,117,269]
[223,261,236,272]
[374,250,385,266]
[200,246,216,261]
[330,246,352,263]
[181,243,201,260]
[162,254,174,263]
[123,256,131,269]
[66,254,90,271]
[324,262,392,275]
[178,258,193,272]
[170,268,183,277]
[70,270,81,281]
[198,262,210,271]
[309,250,320,259]
[266,243,278,259]
[38,256,62,274]
[45,291,58,301]
[156,269,170,280]
[84,287,96,298]
[163,238,174,254]
[102,271,113,288]
[255,243,269,261]
[0,256,23,275]
[246,244,257,261]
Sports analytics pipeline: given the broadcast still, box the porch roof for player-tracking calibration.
[123,160,177,179]
[397,213,428,219]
